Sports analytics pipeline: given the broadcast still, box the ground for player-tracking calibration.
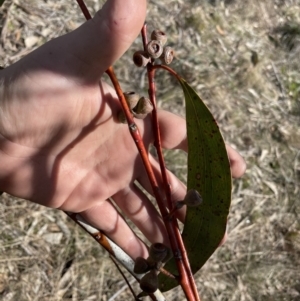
[0,0,300,300]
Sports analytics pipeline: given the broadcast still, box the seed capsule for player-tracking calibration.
[123,91,140,109]
[134,257,151,274]
[146,256,163,270]
[140,270,158,294]
[160,46,175,65]
[150,30,168,46]
[183,189,203,207]
[146,40,164,59]
[133,50,151,67]
[134,97,153,115]
[149,243,169,263]
[133,97,153,119]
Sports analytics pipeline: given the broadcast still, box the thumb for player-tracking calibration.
[67,0,147,76]
[16,0,146,82]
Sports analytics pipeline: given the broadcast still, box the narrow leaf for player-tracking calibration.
[158,79,232,292]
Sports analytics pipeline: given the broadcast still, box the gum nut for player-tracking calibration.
[134,257,150,274]
[123,91,140,109]
[133,50,150,67]
[160,46,175,65]
[140,270,158,294]
[151,30,168,46]
[149,243,169,262]
[134,97,153,114]
[146,40,163,59]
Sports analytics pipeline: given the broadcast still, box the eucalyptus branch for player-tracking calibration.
[74,1,202,300]
[143,56,200,301]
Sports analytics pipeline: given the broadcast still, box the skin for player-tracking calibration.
[0,0,246,260]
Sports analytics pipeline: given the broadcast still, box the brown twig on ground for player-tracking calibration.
[76,0,92,20]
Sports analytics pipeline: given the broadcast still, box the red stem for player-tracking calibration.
[146,65,199,301]
[152,64,181,81]
[147,68,172,210]
[142,27,200,301]
[106,67,159,186]
[141,22,148,48]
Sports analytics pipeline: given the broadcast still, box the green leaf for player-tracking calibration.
[0,0,6,7]
[158,79,232,292]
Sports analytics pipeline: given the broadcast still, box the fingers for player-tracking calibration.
[80,199,148,260]
[112,183,169,246]
[157,110,188,151]
[226,145,246,178]
[79,181,178,260]
[67,0,147,76]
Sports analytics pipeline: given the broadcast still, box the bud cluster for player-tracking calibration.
[134,243,172,294]
[133,30,175,67]
[118,91,153,123]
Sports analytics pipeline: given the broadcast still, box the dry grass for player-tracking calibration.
[1,0,300,300]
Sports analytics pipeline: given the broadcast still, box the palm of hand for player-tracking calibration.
[0,41,173,258]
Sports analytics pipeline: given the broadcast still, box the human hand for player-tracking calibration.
[0,0,245,259]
